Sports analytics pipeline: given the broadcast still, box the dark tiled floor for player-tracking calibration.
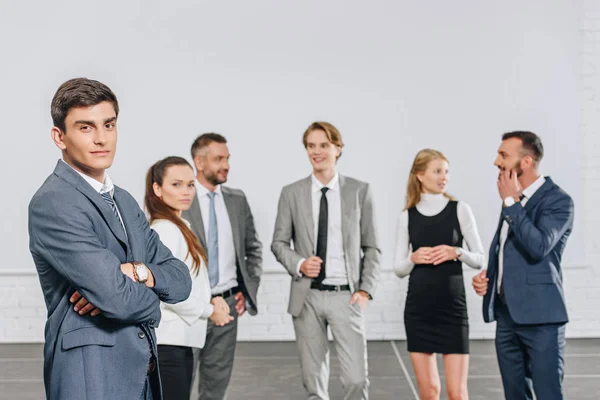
[1,340,599,399]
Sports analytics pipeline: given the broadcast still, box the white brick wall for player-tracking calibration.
[2,2,599,343]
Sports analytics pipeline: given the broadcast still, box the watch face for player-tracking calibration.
[136,264,149,280]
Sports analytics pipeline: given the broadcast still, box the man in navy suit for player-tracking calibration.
[29,78,192,399]
[472,131,574,400]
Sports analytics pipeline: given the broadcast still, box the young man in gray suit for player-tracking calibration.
[271,121,381,400]
[28,78,192,399]
[182,133,263,400]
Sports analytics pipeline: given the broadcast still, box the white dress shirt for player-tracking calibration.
[60,159,126,235]
[152,218,212,349]
[296,172,348,286]
[195,180,238,294]
[394,193,485,278]
[497,174,546,293]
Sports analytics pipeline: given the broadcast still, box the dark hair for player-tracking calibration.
[51,78,119,132]
[302,121,344,159]
[145,156,207,275]
[502,131,544,164]
[191,133,227,159]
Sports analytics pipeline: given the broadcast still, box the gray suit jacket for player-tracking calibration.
[28,161,192,400]
[271,175,381,317]
[182,185,262,315]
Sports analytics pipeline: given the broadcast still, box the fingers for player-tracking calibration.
[73,297,89,312]
[472,272,489,296]
[70,291,82,303]
[90,308,101,317]
[302,257,323,277]
[430,246,449,265]
[78,302,96,315]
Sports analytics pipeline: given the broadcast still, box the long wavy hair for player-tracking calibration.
[145,156,207,275]
[405,149,455,210]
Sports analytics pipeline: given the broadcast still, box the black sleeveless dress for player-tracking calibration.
[404,201,469,354]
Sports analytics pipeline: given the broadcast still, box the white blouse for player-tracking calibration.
[152,218,213,349]
[394,193,485,278]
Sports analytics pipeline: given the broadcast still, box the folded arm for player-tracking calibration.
[29,197,161,324]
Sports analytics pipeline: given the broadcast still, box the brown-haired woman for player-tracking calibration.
[145,156,233,400]
[394,149,485,400]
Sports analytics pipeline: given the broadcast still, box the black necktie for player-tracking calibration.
[314,187,329,283]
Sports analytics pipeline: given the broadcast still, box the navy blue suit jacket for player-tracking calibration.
[483,177,574,325]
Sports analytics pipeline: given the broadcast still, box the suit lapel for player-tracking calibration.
[222,187,242,261]
[55,161,129,249]
[112,188,136,256]
[506,178,552,238]
[188,193,207,248]
[300,176,315,250]
[523,177,552,212]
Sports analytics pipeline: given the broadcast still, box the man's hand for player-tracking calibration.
[70,291,101,317]
[300,256,323,278]
[211,296,230,314]
[120,263,137,281]
[350,291,370,311]
[430,245,459,266]
[210,307,234,326]
[410,247,433,264]
[472,270,489,296]
[498,169,522,202]
[234,292,246,317]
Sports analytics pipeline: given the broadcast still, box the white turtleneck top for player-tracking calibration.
[394,193,485,278]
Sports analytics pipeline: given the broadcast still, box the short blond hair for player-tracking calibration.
[302,121,344,159]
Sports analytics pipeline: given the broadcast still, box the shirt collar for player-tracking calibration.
[61,159,112,195]
[195,179,222,197]
[311,172,339,193]
[522,174,546,200]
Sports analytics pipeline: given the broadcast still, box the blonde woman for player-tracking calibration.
[145,156,233,400]
[394,149,485,400]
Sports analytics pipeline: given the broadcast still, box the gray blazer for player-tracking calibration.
[28,161,192,400]
[182,186,262,315]
[271,175,381,317]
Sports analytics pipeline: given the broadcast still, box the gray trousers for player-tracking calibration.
[292,289,369,400]
[192,294,239,400]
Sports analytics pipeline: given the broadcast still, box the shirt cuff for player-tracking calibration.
[296,258,305,278]
[201,303,214,320]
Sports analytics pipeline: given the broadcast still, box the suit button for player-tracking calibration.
[138,331,146,339]
[149,319,156,327]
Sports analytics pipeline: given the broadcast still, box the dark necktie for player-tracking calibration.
[314,187,329,283]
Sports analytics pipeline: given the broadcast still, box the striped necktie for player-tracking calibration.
[100,191,126,234]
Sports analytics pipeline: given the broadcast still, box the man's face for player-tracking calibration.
[305,129,340,173]
[52,101,117,181]
[494,138,524,178]
[198,142,230,186]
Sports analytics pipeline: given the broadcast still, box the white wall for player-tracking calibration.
[1,0,598,342]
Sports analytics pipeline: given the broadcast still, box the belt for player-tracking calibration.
[147,357,156,375]
[211,286,241,299]
[310,282,350,292]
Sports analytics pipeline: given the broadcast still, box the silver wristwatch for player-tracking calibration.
[132,261,149,283]
[455,247,463,260]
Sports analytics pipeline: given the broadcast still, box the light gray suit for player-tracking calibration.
[28,161,192,400]
[182,185,262,400]
[271,174,381,400]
